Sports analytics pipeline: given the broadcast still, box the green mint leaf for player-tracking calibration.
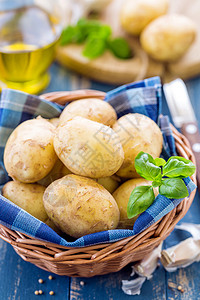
[163,156,196,178]
[83,36,106,59]
[159,178,189,199]
[77,19,112,40]
[108,37,132,59]
[154,157,166,167]
[127,186,155,219]
[60,25,85,45]
[152,181,162,188]
[135,152,161,181]
[97,25,112,39]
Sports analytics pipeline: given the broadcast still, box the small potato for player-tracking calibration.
[59,98,117,127]
[4,119,57,183]
[120,0,168,36]
[113,178,158,228]
[38,159,71,187]
[112,113,163,178]
[140,14,196,61]
[43,174,120,238]
[54,117,124,178]
[97,176,120,194]
[2,181,48,222]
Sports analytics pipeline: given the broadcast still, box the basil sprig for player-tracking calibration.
[127,152,196,219]
[60,18,132,60]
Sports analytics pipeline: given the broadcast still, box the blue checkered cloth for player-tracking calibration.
[0,76,196,247]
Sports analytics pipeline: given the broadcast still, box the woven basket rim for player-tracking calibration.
[0,89,197,277]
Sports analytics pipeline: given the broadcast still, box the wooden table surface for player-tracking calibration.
[1,64,200,300]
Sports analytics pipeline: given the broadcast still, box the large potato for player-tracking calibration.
[59,98,117,127]
[48,118,59,127]
[43,174,120,238]
[38,159,71,187]
[140,14,196,61]
[4,119,57,183]
[113,178,158,228]
[54,117,124,178]
[120,0,168,36]
[2,181,48,222]
[112,113,163,178]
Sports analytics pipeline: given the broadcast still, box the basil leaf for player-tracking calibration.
[154,157,166,167]
[163,156,196,178]
[152,181,161,188]
[159,178,189,199]
[127,186,155,219]
[60,25,85,45]
[108,37,132,59]
[135,152,161,181]
[83,36,106,59]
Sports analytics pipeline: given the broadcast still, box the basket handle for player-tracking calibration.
[41,90,106,105]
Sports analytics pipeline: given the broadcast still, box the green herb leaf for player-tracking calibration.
[83,35,106,59]
[135,152,162,181]
[152,181,161,188]
[127,186,155,219]
[60,25,85,45]
[108,37,132,59]
[159,178,189,199]
[163,156,196,178]
[154,157,166,167]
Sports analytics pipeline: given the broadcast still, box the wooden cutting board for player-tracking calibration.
[56,0,200,84]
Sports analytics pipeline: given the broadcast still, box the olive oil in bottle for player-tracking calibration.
[0,5,62,93]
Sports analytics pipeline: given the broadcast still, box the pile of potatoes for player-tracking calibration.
[120,0,196,62]
[2,98,163,238]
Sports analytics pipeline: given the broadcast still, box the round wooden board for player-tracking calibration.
[56,0,164,84]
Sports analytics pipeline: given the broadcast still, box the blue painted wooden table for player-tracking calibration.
[1,64,200,300]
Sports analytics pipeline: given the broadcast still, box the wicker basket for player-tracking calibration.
[0,90,197,277]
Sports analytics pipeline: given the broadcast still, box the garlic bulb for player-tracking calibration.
[161,223,200,272]
[133,243,162,279]
[122,277,146,296]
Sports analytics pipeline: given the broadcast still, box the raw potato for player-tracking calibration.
[59,98,117,127]
[97,176,120,194]
[4,119,57,183]
[2,181,48,222]
[140,14,196,61]
[120,0,168,36]
[54,116,124,178]
[112,113,163,178]
[48,118,59,127]
[113,178,158,228]
[38,159,71,187]
[43,174,120,238]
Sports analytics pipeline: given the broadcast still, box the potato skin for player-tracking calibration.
[43,174,120,238]
[38,159,71,187]
[48,118,59,127]
[120,0,168,36]
[112,113,163,178]
[2,181,48,222]
[54,117,124,178]
[140,14,196,61]
[113,178,158,228]
[4,119,57,183]
[59,98,117,127]
[97,176,120,194]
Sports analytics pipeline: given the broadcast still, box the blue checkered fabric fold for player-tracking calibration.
[0,77,196,247]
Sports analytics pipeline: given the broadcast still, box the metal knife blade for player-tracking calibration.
[164,78,200,191]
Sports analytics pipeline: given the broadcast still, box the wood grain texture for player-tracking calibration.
[0,64,200,299]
